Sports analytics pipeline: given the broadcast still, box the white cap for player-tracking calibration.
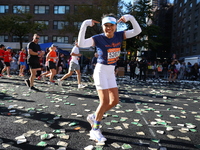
[102,17,117,25]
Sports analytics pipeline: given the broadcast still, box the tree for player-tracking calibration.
[0,12,47,49]
[62,0,121,38]
[123,0,162,60]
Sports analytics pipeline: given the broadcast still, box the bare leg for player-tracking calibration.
[95,87,119,121]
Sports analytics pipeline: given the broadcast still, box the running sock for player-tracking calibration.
[92,120,100,130]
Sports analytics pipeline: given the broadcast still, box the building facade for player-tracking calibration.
[0,0,108,50]
[171,0,200,59]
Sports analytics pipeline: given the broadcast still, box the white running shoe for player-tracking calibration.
[48,81,55,85]
[87,114,95,126]
[90,129,107,142]
[57,79,63,87]
[78,84,85,89]
[41,75,46,82]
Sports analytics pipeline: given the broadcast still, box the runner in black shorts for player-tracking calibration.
[25,34,44,90]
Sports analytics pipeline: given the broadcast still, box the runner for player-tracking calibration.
[78,13,141,143]
[57,40,85,88]
[46,44,58,84]
[0,44,5,77]
[25,34,44,90]
[18,48,27,76]
[1,46,12,77]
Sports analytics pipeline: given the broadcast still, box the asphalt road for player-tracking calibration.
[0,75,200,150]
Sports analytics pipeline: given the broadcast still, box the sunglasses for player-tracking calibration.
[36,37,40,39]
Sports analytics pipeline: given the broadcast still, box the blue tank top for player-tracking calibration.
[92,31,124,65]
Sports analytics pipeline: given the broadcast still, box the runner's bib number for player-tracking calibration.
[107,48,121,64]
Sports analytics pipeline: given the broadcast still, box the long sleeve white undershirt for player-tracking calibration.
[78,14,142,48]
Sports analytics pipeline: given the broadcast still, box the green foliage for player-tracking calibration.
[124,0,162,59]
[0,12,47,49]
[62,0,120,38]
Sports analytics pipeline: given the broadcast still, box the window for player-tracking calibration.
[197,0,200,4]
[192,45,197,52]
[0,35,8,42]
[184,0,187,4]
[179,12,182,17]
[12,36,28,42]
[13,5,30,13]
[181,48,184,54]
[188,14,191,21]
[0,5,8,13]
[181,38,184,44]
[195,9,199,17]
[193,33,198,40]
[183,18,186,24]
[182,28,185,34]
[53,21,68,29]
[54,6,70,14]
[190,3,193,8]
[34,21,49,26]
[186,36,190,43]
[34,5,49,14]
[39,36,48,43]
[73,37,78,43]
[183,8,186,14]
[188,25,191,32]
[194,21,199,28]
[74,22,82,29]
[53,36,68,43]
[180,2,182,7]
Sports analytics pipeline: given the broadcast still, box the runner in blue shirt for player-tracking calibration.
[78,13,142,143]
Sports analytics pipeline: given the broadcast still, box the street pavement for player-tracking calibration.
[0,75,200,150]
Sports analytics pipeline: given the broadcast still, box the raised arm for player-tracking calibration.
[78,19,99,48]
[118,14,142,39]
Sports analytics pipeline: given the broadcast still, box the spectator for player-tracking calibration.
[91,52,98,74]
[168,60,178,83]
[178,62,186,80]
[186,62,192,79]
[139,57,147,81]
[129,58,137,80]
[191,63,199,80]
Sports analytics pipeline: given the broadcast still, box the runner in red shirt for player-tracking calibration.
[1,46,13,77]
[18,48,26,76]
[0,44,5,76]
[46,44,58,84]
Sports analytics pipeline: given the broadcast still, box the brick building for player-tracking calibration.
[0,0,108,47]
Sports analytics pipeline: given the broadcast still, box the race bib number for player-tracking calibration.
[107,48,121,64]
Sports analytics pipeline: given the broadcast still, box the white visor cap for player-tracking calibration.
[102,17,117,25]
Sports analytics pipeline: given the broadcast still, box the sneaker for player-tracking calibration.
[7,75,12,77]
[37,76,41,80]
[57,79,63,87]
[48,81,55,85]
[90,129,107,142]
[87,114,95,127]
[0,74,4,77]
[41,76,46,82]
[78,84,85,89]
[29,86,39,91]
[25,79,30,87]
